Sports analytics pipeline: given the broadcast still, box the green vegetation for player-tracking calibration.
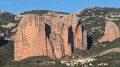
[1,7,120,67]
[77,7,120,41]
[73,38,120,58]
[21,10,69,16]
[1,56,67,67]
[0,11,18,38]
[0,41,14,66]
[85,53,120,67]
[0,11,15,24]
[76,52,120,67]
[72,38,120,67]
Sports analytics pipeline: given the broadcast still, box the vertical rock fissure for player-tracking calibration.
[68,26,74,53]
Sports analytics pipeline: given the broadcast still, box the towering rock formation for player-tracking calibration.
[99,21,120,42]
[74,23,82,49]
[48,33,65,58]
[14,13,88,61]
[43,12,88,50]
[74,23,87,50]
[62,25,72,55]
[14,14,47,61]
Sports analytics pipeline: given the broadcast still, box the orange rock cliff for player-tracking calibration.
[99,21,120,42]
[14,13,88,61]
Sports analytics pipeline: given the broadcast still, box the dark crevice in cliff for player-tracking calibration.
[0,37,8,46]
[68,26,74,53]
[75,20,81,32]
[87,36,93,50]
[45,24,51,38]
[82,25,84,32]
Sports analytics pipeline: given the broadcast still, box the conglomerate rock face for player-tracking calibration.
[14,13,88,61]
[14,14,47,61]
[74,23,87,50]
[99,21,120,42]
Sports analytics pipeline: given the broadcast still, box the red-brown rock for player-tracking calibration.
[99,21,120,42]
[14,13,88,61]
[74,24,87,50]
[14,14,47,61]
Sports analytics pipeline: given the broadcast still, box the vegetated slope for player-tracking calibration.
[4,56,67,67]
[0,10,18,38]
[96,47,120,57]
[0,10,15,23]
[0,10,70,67]
[73,37,120,58]
[0,41,14,66]
[0,11,17,66]
[75,7,120,42]
[21,10,70,16]
[72,38,120,67]
[81,52,120,67]
[71,7,120,66]
[95,52,120,67]
[1,7,120,67]
[71,7,120,58]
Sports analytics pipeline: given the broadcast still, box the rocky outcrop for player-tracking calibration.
[74,23,87,50]
[14,13,88,61]
[15,15,24,20]
[43,12,88,49]
[74,23,82,49]
[0,23,16,29]
[14,14,47,61]
[99,21,120,42]
[49,33,65,58]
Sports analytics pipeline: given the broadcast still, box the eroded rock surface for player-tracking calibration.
[74,23,87,50]
[14,14,47,61]
[14,13,88,61]
[99,21,120,42]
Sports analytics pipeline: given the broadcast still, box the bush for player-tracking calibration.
[36,60,42,63]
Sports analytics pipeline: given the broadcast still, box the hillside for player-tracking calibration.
[21,10,70,15]
[0,11,17,66]
[0,7,120,67]
[0,10,18,39]
[74,7,120,41]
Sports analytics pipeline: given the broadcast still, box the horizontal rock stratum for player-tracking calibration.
[14,13,88,61]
